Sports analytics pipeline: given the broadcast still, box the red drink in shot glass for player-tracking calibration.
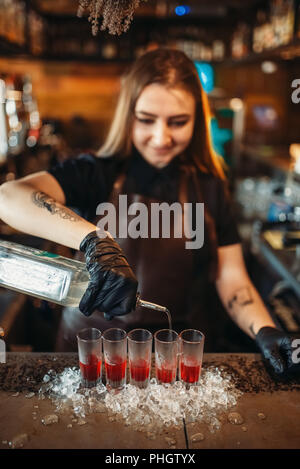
[130,358,150,382]
[80,354,102,382]
[154,329,178,385]
[179,329,205,386]
[103,328,127,391]
[180,357,202,384]
[155,364,176,384]
[77,328,102,388]
[128,329,152,389]
[105,356,127,383]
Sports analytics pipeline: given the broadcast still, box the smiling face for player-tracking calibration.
[131,83,196,168]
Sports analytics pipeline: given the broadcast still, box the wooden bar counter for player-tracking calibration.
[0,353,299,450]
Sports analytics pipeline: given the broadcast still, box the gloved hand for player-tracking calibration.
[255,326,300,379]
[79,231,138,318]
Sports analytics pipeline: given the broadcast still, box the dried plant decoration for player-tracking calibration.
[77,0,148,36]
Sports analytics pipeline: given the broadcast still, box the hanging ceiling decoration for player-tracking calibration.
[77,0,148,35]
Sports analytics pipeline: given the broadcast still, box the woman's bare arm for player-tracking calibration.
[215,243,277,339]
[0,171,97,250]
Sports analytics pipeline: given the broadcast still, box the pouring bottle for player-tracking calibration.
[0,240,171,327]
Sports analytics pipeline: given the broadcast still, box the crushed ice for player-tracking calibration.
[227,411,244,425]
[9,433,29,449]
[38,367,106,418]
[41,414,59,425]
[38,366,242,434]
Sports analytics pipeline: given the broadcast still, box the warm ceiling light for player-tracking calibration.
[229,98,243,111]
[261,61,278,74]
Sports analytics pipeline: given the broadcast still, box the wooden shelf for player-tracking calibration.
[220,39,300,66]
[2,38,300,65]
[0,37,28,56]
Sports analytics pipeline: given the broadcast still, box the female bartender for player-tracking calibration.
[0,49,299,378]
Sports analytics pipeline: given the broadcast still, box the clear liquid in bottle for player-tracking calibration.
[0,240,89,306]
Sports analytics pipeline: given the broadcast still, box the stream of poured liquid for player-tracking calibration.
[164,308,172,332]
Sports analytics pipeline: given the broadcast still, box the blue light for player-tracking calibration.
[210,117,232,158]
[175,5,191,16]
[194,62,214,93]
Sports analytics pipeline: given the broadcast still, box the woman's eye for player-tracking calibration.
[137,118,154,124]
[136,118,188,126]
[170,121,188,127]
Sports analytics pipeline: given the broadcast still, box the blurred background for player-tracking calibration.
[0,0,300,352]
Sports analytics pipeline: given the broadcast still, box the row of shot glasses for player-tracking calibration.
[77,327,205,390]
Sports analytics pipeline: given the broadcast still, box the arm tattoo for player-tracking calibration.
[227,286,254,311]
[32,191,80,222]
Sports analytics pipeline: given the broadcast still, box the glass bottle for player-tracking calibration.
[0,240,89,306]
[0,240,173,324]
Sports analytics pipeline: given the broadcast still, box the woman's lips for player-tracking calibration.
[152,147,173,155]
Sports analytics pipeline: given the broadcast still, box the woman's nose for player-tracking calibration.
[151,123,172,147]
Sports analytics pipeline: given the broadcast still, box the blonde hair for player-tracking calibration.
[97,48,225,180]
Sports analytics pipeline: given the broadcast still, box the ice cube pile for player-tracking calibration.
[39,366,242,434]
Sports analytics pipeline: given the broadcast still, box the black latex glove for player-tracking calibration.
[255,326,300,378]
[79,231,138,318]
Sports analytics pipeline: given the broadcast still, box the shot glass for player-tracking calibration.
[103,328,127,391]
[128,329,152,389]
[77,328,102,388]
[179,329,205,386]
[154,329,179,384]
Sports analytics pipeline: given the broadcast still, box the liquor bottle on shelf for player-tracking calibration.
[270,0,295,47]
[14,0,26,46]
[22,75,41,148]
[0,0,26,46]
[0,78,8,164]
[5,75,26,155]
[212,40,225,61]
[253,10,268,52]
[28,9,45,56]
[231,22,251,59]
[253,0,296,52]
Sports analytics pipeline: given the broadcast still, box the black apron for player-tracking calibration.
[55,163,215,352]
